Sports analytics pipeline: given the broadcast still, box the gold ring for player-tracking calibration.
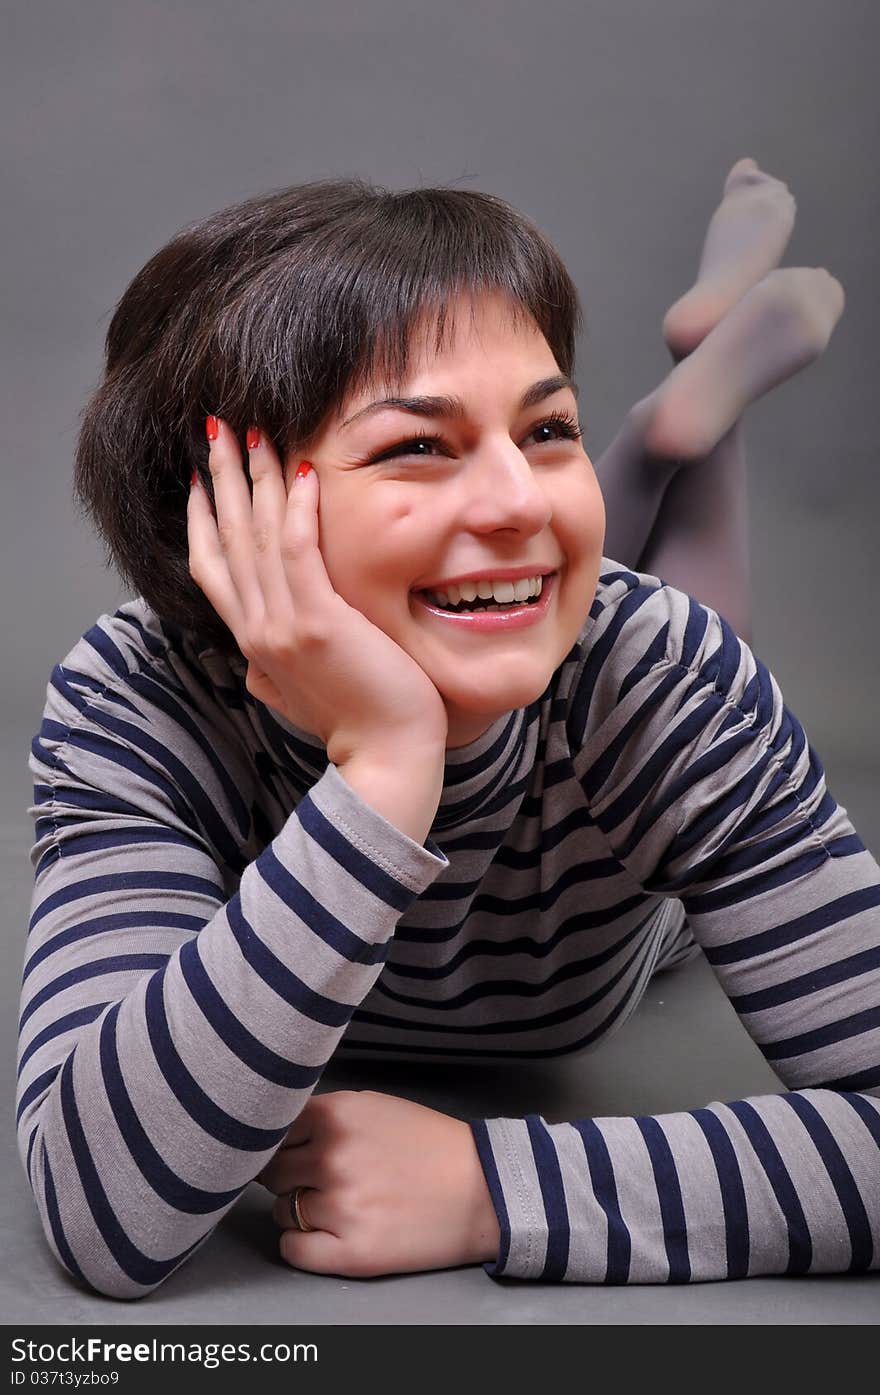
[289,1186,315,1232]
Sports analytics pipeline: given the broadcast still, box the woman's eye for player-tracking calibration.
[529,414,583,445]
[369,411,582,464]
[378,434,443,461]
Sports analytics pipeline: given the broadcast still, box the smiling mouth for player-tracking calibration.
[416,591,543,614]
[411,572,558,629]
[413,573,555,614]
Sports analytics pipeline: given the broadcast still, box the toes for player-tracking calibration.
[724,157,760,190]
[749,268,845,354]
[723,158,795,202]
[815,267,846,317]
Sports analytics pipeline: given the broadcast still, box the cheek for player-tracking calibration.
[319,491,422,595]
[385,498,415,527]
[584,474,606,548]
[558,469,606,559]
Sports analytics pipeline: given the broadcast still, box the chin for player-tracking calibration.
[440,671,551,716]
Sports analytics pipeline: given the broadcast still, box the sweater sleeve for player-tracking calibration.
[17,659,448,1300]
[469,588,880,1283]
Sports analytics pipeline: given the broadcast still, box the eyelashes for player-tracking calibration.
[364,409,584,465]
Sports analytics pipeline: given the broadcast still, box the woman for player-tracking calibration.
[17,162,877,1299]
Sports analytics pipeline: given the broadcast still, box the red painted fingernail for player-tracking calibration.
[246,427,260,451]
[206,415,219,442]
[190,468,198,488]
[294,461,313,483]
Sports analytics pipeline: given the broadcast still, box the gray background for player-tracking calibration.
[2,0,877,1325]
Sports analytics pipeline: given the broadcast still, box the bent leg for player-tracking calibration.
[594,394,754,644]
[594,162,843,648]
[638,422,752,644]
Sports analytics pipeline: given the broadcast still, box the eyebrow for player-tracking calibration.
[340,373,579,431]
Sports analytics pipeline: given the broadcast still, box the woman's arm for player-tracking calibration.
[469,582,879,1281]
[17,633,448,1300]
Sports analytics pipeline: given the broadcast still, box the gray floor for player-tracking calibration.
[3,718,878,1325]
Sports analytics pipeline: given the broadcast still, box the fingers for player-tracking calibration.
[246,428,297,622]
[188,416,333,642]
[278,458,336,619]
[258,1139,317,1194]
[205,419,265,620]
[187,444,249,637]
[271,1185,325,1232]
[246,438,336,641]
[280,1222,359,1275]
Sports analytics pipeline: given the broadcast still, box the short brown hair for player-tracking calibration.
[73,176,583,659]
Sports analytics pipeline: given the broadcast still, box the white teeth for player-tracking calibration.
[427,575,545,609]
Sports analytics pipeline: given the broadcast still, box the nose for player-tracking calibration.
[459,441,553,536]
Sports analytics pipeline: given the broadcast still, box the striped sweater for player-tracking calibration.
[17,561,880,1298]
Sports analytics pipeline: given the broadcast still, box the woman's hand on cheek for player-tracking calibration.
[187,418,449,767]
[257,1090,501,1278]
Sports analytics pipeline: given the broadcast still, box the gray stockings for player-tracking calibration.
[592,160,844,649]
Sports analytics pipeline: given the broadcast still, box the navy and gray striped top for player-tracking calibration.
[17,561,880,1297]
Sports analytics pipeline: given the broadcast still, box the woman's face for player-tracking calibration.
[287,290,605,748]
